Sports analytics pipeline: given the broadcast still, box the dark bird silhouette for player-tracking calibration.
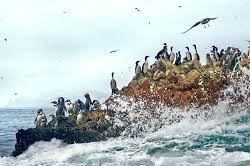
[182,17,217,34]
[1,76,3,79]
[155,43,167,60]
[135,8,141,12]
[4,38,7,42]
[14,93,18,96]
[109,49,119,53]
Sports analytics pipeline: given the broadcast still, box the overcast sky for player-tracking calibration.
[0,0,249,108]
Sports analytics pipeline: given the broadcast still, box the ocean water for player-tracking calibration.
[1,68,250,166]
[0,105,250,166]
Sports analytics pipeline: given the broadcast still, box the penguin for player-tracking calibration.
[77,99,85,111]
[212,46,220,61]
[192,44,200,61]
[175,51,182,66]
[206,53,213,67]
[76,111,84,126]
[65,99,74,115]
[34,109,47,129]
[210,49,217,65]
[155,43,167,60]
[135,61,142,76]
[110,72,118,95]
[169,46,175,64]
[185,47,192,62]
[56,97,67,118]
[219,49,225,60]
[48,114,58,128]
[92,100,101,109]
[142,56,150,74]
[84,93,93,111]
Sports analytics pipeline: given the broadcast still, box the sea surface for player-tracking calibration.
[0,105,250,166]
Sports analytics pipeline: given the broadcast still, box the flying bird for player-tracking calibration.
[14,92,18,96]
[182,17,218,34]
[1,76,3,79]
[109,49,119,54]
[4,38,7,42]
[134,8,141,12]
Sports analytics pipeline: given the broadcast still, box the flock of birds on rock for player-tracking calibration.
[132,43,250,78]
[35,43,250,129]
[34,94,102,128]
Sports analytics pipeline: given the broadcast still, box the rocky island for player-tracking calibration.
[12,46,250,157]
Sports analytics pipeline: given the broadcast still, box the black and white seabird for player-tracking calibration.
[206,53,213,67]
[110,72,118,95]
[84,93,93,111]
[212,46,220,61]
[155,43,168,60]
[175,51,182,66]
[142,56,150,74]
[56,97,67,118]
[185,47,192,62]
[247,46,250,57]
[169,46,175,64]
[192,44,200,61]
[135,61,142,76]
[34,109,47,128]
[182,17,217,34]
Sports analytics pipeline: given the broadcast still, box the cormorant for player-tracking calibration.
[110,72,118,95]
[206,53,213,67]
[169,46,175,63]
[142,56,150,74]
[155,43,167,60]
[182,17,217,34]
[185,46,192,61]
[175,51,182,66]
[192,44,200,61]
[135,61,142,76]
[84,93,92,111]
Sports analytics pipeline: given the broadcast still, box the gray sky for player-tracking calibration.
[0,0,249,107]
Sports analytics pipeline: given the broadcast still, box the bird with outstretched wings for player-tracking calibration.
[109,49,119,54]
[135,8,141,12]
[182,17,217,34]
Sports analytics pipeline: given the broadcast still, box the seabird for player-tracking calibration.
[206,53,213,67]
[169,46,176,64]
[14,93,18,96]
[110,72,118,95]
[84,93,93,111]
[135,8,141,12]
[4,38,7,42]
[155,43,167,60]
[142,56,150,74]
[185,47,192,61]
[34,109,47,129]
[212,46,220,61]
[182,17,217,34]
[109,49,119,54]
[0,76,3,79]
[135,61,142,76]
[192,44,200,61]
[175,51,182,66]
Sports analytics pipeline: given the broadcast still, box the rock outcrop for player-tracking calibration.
[12,56,250,157]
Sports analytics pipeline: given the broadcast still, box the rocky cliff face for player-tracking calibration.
[108,58,250,109]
